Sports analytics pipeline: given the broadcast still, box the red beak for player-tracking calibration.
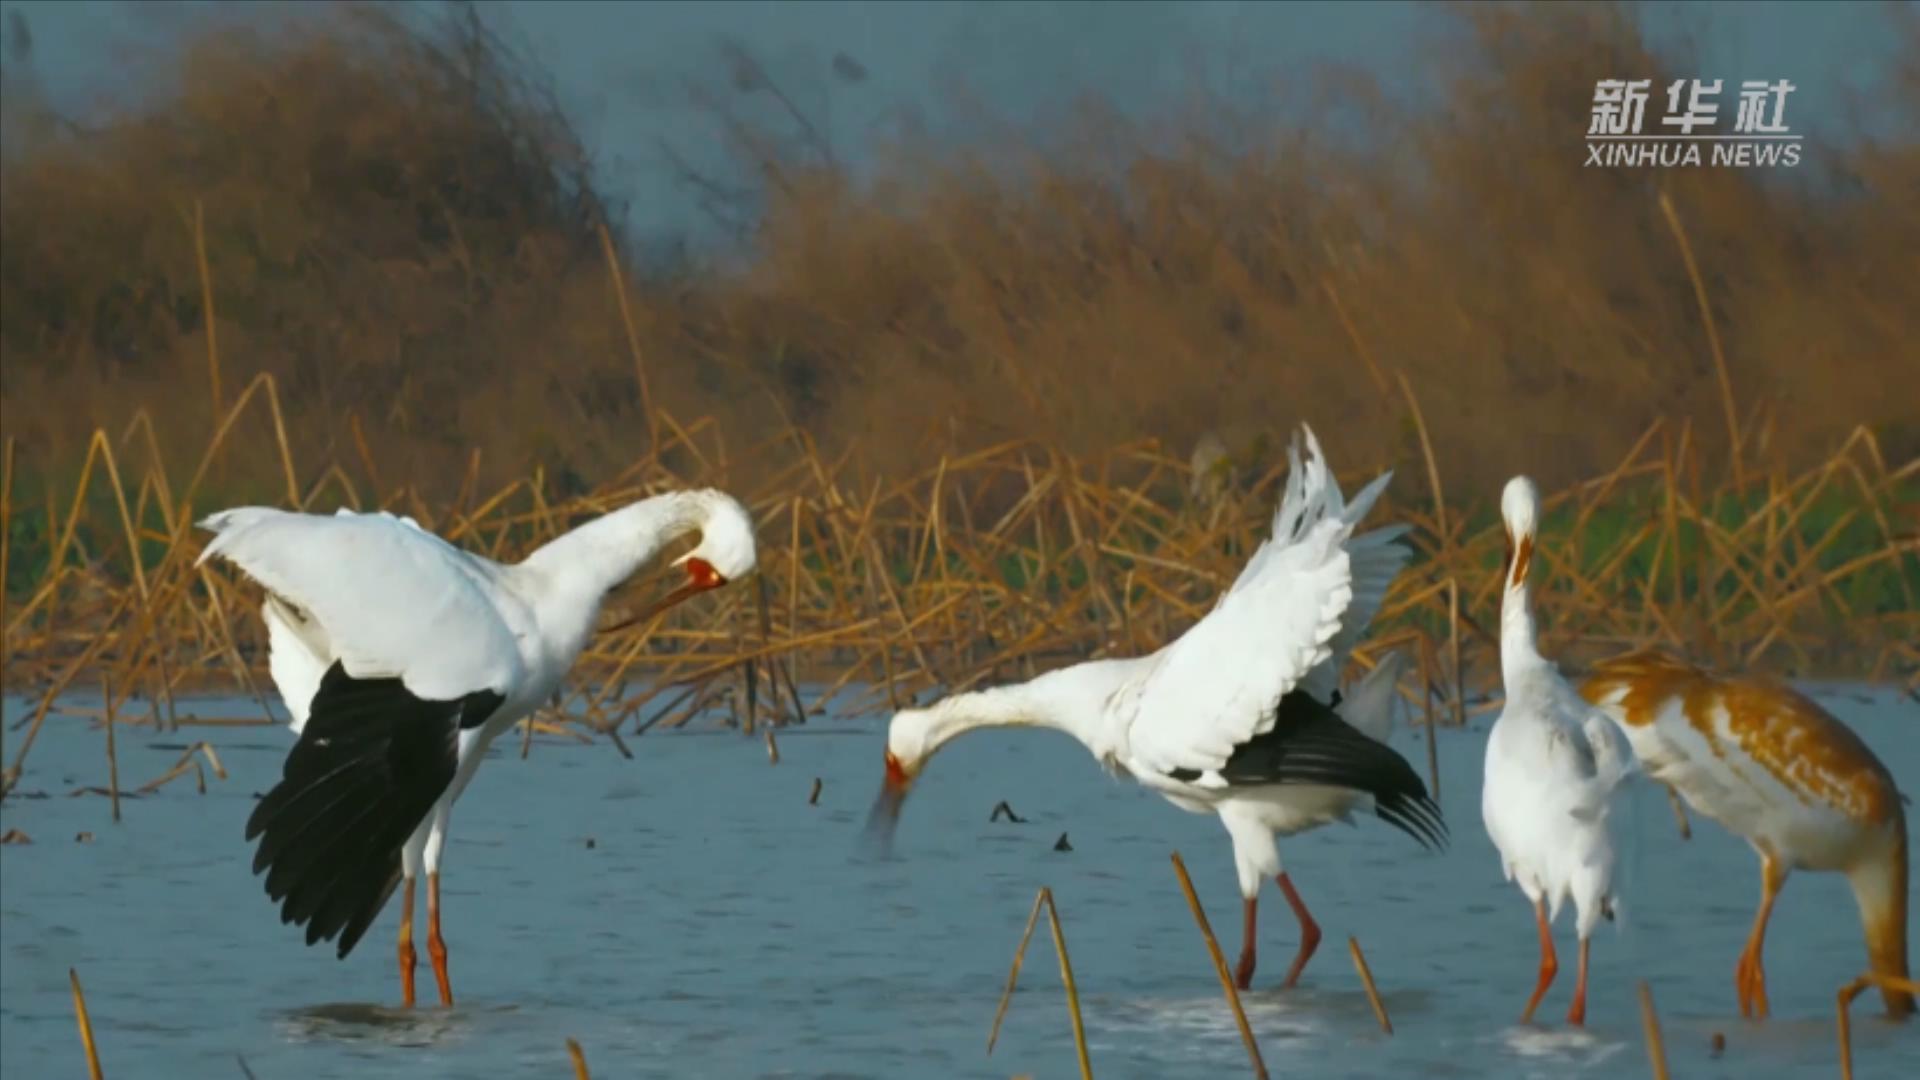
[862,751,913,855]
[603,557,728,632]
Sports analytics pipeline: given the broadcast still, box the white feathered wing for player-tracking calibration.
[1122,427,1397,778]
[197,508,526,710]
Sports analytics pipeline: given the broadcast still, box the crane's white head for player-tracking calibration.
[1499,475,1540,592]
[676,489,758,583]
[863,707,940,853]
[619,490,758,626]
[862,673,1076,854]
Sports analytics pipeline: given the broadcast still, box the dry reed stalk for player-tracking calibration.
[566,1037,591,1080]
[629,681,705,736]
[1373,574,1457,637]
[348,414,383,500]
[1421,651,1442,801]
[1638,981,1670,1080]
[1319,278,1392,398]
[1,436,13,695]
[1042,889,1094,1080]
[195,569,279,722]
[176,372,301,511]
[1346,937,1392,1034]
[786,496,807,713]
[869,536,944,692]
[104,678,121,824]
[1169,852,1268,1080]
[192,200,222,418]
[1685,422,1716,661]
[1393,371,1449,557]
[984,887,1094,1080]
[12,431,148,636]
[756,573,806,726]
[1657,190,1742,490]
[598,220,657,456]
[1446,578,1465,729]
[740,624,757,736]
[1835,972,1920,1080]
[1413,635,1441,778]
[1664,785,1693,840]
[70,968,104,1080]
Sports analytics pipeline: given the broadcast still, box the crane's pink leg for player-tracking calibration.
[396,877,418,1008]
[1521,897,1558,1024]
[426,872,454,1007]
[1736,854,1786,1020]
[1567,937,1590,1025]
[1276,873,1321,989]
[1234,896,1259,990]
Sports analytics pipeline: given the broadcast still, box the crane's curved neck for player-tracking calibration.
[1850,813,1913,1016]
[1500,523,1546,688]
[906,661,1135,766]
[519,492,707,603]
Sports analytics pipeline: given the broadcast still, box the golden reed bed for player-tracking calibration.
[2,369,1913,791]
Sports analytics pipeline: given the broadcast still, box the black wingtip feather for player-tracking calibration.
[1195,688,1450,851]
[246,663,499,958]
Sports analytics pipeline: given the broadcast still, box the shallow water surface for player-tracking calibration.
[2,685,1916,1079]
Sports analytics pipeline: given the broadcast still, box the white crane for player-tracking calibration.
[1581,649,1913,1020]
[867,426,1446,990]
[197,489,756,1007]
[1480,476,1630,1026]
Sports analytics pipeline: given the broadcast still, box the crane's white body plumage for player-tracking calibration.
[197,489,755,997]
[877,426,1443,988]
[1480,476,1630,1024]
[1481,665,1626,938]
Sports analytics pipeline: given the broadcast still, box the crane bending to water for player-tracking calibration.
[1582,649,1913,1020]
[867,425,1445,989]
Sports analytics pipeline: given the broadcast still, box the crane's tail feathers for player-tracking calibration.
[1337,649,1409,744]
[1574,718,1635,826]
[1200,690,1448,851]
[1583,711,1637,798]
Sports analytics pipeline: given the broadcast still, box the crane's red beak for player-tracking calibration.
[605,557,728,633]
[862,751,914,855]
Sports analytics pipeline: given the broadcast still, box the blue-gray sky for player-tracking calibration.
[2,1,1906,242]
